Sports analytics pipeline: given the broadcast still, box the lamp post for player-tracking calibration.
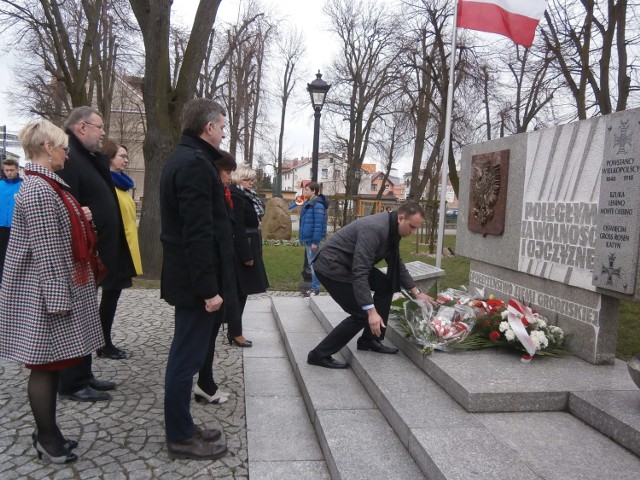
[307,71,331,182]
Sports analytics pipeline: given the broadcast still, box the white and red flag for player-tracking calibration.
[457,0,548,48]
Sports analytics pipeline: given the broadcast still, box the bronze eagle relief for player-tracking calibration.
[467,150,509,236]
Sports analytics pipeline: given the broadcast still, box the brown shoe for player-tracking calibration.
[195,426,222,442]
[167,435,227,461]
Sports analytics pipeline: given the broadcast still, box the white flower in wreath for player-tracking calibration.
[499,321,510,332]
[530,330,549,350]
[504,329,516,341]
[501,309,509,320]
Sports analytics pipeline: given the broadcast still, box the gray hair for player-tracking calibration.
[180,99,226,137]
[64,106,103,129]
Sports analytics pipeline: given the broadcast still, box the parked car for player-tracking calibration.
[445,208,459,219]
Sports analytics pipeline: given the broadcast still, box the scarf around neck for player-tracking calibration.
[386,210,401,293]
[242,186,265,220]
[111,171,135,191]
[25,168,100,285]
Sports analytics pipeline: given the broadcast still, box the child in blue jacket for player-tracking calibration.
[299,181,329,296]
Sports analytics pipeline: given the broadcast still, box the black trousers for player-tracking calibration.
[227,294,247,337]
[0,226,11,284]
[58,355,93,395]
[165,305,216,442]
[310,268,393,359]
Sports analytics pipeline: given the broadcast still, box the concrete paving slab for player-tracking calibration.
[477,411,640,480]
[410,425,539,480]
[569,390,640,456]
[317,409,425,480]
[385,316,636,412]
[244,357,300,398]
[242,329,286,359]
[250,460,331,479]
[246,395,324,462]
[271,297,328,334]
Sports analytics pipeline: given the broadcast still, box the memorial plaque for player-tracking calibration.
[467,150,509,236]
[592,113,640,293]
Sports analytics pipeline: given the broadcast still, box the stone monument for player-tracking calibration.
[261,197,292,240]
[457,108,640,365]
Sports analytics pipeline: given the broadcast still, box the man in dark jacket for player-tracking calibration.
[159,99,232,461]
[57,107,136,401]
[307,201,435,369]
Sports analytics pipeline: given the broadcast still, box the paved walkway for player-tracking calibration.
[0,289,300,479]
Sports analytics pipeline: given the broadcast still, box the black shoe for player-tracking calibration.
[307,352,348,369]
[89,378,116,391]
[32,429,78,451]
[60,386,111,402]
[167,435,227,461]
[195,426,223,443]
[97,346,127,360]
[357,339,399,354]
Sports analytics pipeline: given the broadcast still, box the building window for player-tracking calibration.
[371,183,378,191]
[321,168,328,179]
[333,169,341,179]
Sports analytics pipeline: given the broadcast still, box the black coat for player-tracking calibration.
[159,135,237,309]
[58,132,136,290]
[230,185,269,296]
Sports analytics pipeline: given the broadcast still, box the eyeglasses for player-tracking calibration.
[61,146,70,154]
[242,178,255,183]
[84,121,105,131]
[117,153,129,159]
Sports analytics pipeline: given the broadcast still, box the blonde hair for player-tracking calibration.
[18,119,68,160]
[231,164,257,185]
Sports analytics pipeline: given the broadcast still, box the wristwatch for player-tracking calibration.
[413,288,422,295]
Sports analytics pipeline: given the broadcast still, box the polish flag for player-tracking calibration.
[457,0,548,48]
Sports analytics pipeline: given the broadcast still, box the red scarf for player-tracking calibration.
[26,170,101,285]
[224,185,234,209]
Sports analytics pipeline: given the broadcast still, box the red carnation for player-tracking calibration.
[489,331,501,341]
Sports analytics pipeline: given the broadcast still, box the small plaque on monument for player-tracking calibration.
[592,113,640,293]
[467,150,509,236]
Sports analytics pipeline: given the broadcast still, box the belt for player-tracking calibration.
[245,228,260,234]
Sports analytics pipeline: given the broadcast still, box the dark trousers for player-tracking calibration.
[165,305,216,442]
[311,268,393,359]
[58,355,94,395]
[99,288,122,348]
[227,294,247,337]
[0,226,11,285]
[197,312,224,393]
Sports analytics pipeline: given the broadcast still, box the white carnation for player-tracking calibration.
[499,321,510,332]
[505,329,516,341]
[530,330,549,350]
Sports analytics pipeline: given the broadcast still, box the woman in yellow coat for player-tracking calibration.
[98,140,143,359]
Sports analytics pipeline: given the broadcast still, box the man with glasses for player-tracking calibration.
[57,107,136,402]
[307,201,435,369]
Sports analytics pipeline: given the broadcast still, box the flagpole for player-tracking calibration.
[435,1,459,269]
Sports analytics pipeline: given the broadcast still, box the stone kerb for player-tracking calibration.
[457,108,640,365]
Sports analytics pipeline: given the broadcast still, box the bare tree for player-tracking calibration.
[129,0,222,278]
[0,0,124,128]
[541,0,638,119]
[324,0,400,222]
[271,28,304,196]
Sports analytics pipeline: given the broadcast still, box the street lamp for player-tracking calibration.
[307,71,331,182]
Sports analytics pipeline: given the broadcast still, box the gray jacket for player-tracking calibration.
[313,211,415,307]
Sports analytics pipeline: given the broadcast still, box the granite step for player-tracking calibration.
[300,295,640,479]
[271,296,425,480]
[242,298,331,480]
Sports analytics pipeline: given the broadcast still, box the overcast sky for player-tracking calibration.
[0,0,407,171]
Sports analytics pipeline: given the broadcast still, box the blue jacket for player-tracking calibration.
[299,194,329,244]
[0,177,23,227]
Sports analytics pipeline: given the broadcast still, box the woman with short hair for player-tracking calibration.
[0,119,103,464]
[227,164,269,347]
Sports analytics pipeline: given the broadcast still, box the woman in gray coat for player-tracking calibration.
[0,120,103,464]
